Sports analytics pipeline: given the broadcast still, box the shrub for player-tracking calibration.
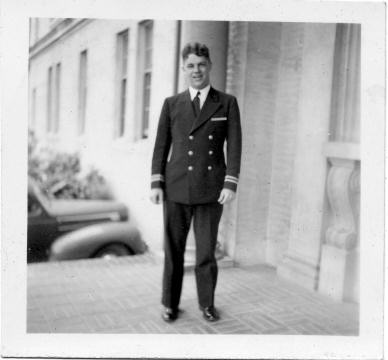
[28,130,113,200]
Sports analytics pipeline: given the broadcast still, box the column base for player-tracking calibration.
[318,244,359,302]
[277,254,319,290]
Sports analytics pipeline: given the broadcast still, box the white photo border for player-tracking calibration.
[1,0,385,358]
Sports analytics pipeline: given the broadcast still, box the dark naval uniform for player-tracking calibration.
[151,86,242,310]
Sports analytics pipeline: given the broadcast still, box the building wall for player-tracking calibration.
[29,19,179,252]
[29,19,360,303]
[220,21,360,303]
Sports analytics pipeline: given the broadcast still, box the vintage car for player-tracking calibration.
[27,179,147,262]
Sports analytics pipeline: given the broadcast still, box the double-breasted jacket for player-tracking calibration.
[151,87,242,205]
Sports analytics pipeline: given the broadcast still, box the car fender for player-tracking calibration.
[49,222,147,261]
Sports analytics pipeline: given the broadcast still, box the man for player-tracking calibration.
[150,42,242,322]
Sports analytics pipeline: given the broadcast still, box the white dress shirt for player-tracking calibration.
[189,84,211,109]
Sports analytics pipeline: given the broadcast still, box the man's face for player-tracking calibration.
[182,54,212,90]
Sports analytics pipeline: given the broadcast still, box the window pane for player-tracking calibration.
[122,31,128,75]
[116,29,129,138]
[78,50,87,135]
[119,78,127,137]
[140,21,153,139]
[54,63,61,133]
[144,22,153,69]
[142,73,151,139]
[47,66,52,132]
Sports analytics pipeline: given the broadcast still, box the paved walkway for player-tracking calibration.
[27,254,359,335]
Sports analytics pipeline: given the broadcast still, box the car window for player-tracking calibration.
[28,194,43,217]
[29,181,51,210]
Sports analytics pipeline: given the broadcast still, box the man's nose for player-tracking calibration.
[193,65,201,72]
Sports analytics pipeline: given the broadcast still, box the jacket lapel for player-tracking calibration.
[190,87,221,134]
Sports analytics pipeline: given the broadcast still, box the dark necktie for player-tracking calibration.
[193,91,201,117]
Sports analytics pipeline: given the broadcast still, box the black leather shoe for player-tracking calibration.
[202,306,220,322]
[161,307,179,322]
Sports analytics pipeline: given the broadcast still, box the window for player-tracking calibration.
[139,20,153,139]
[28,195,43,217]
[78,50,88,135]
[54,63,61,133]
[116,29,129,138]
[46,62,61,133]
[47,66,53,132]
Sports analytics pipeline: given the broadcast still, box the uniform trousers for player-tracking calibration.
[162,200,223,309]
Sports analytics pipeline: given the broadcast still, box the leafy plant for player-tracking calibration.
[28,130,113,200]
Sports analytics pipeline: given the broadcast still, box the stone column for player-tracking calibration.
[178,21,229,92]
[265,23,305,266]
[277,23,337,289]
[178,21,229,266]
[225,22,283,265]
[318,24,361,302]
[217,22,248,259]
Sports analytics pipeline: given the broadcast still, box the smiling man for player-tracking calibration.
[150,42,242,323]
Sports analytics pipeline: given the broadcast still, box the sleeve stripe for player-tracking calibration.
[225,176,239,182]
[225,178,238,184]
[151,174,165,182]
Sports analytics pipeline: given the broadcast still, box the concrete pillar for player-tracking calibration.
[218,22,249,259]
[318,24,361,303]
[178,21,229,266]
[178,21,229,92]
[232,22,283,265]
[277,23,337,289]
[265,23,305,266]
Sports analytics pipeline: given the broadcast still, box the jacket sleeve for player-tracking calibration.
[151,99,172,189]
[224,96,242,192]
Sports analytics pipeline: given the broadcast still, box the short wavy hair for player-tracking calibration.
[181,42,211,62]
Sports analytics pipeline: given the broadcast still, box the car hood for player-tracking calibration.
[48,199,128,219]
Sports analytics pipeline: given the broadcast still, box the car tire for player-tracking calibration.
[93,243,133,259]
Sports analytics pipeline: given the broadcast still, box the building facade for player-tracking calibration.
[28,18,361,303]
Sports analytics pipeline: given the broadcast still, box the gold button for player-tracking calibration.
[208,135,213,140]
[188,166,193,171]
[189,135,194,140]
[209,150,213,155]
[208,166,212,170]
[188,151,193,156]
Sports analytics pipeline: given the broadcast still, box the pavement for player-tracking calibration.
[27,253,359,335]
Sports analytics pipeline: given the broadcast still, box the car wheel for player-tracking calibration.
[93,243,132,259]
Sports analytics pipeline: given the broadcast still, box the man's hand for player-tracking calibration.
[150,188,164,204]
[218,188,236,205]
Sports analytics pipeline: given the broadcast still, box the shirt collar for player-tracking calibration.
[189,84,211,101]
